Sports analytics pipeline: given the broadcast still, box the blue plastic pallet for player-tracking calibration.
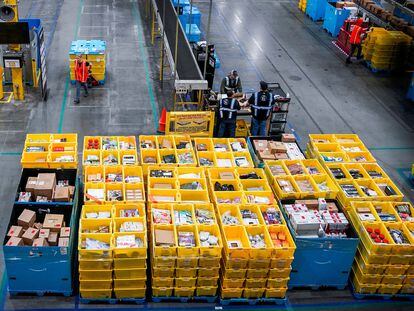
[349,282,414,301]
[219,297,287,306]
[364,61,392,74]
[152,296,190,303]
[152,296,217,303]
[79,297,145,304]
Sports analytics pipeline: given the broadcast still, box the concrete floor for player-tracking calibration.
[0,0,413,310]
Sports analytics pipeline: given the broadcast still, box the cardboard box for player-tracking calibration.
[36,196,49,202]
[297,199,319,210]
[60,227,71,238]
[259,150,275,160]
[7,225,23,237]
[274,153,289,160]
[58,238,69,247]
[53,186,70,202]
[34,173,56,200]
[269,141,287,154]
[34,222,43,230]
[26,176,38,195]
[48,232,58,246]
[18,209,36,229]
[161,139,172,149]
[253,140,269,152]
[336,2,345,9]
[33,238,49,247]
[22,228,39,245]
[155,229,175,246]
[43,214,64,232]
[6,237,24,246]
[39,228,50,239]
[281,133,296,142]
[68,186,75,198]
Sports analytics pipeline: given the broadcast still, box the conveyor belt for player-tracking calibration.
[154,0,203,81]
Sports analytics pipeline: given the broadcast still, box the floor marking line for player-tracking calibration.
[132,0,159,131]
[0,270,7,310]
[0,152,21,156]
[58,0,84,133]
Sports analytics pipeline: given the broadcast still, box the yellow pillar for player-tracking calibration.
[4,0,24,100]
[0,67,3,99]
[12,67,24,100]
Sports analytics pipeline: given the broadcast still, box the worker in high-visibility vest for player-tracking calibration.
[217,91,242,138]
[220,70,242,94]
[346,19,367,64]
[73,54,91,104]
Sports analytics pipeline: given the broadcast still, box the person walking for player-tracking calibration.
[248,81,275,136]
[73,54,91,104]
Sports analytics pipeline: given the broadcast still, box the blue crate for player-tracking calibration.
[214,52,221,69]
[69,40,89,55]
[394,7,414,25]
[306,0,335,21]
[185,24,201,43]
[323,3,350,37]
[179,5,201,28]
[4,175,79,295]
[69,40,106,55]
[173,0,190,7]
[280,200,359,289]
[88,40,106,54]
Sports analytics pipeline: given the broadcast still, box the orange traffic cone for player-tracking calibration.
[158,108,167,133]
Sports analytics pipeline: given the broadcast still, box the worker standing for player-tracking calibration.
[248,81,275,136]
[217,91,242,138]
[73,54,91,104]
[346,19,366,65]
[220,70,242,94]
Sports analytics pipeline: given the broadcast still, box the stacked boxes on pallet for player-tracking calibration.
[348,201,414,296]
[306,133,413,296]
[83,136,144,204]
[80,136,147,302]
[69,40,107,84]
[147,166,210,204]
[194,138,254,168]
[139,135,196,165]
[207,167,295,301]
[22,133,78,169]
[264,159,359,289]
[78,203,147,301]
[362,28,412,72]
[264,159,339,200]
[149,203,222,300]
[306,134,404,209]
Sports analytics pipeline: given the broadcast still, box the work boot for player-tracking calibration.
[74,99,80,104]
[345,58,351,65]
[84,92,89,98]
